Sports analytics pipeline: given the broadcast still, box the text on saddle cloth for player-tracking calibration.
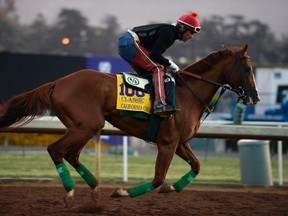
[116,74,152,114]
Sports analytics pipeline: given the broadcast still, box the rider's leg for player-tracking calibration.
[132,42,166,107]
[132,43,178,115]
[117,32,173,114]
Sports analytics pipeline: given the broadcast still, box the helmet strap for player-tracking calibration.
[177,24,185,40]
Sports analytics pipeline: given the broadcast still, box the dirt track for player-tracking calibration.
[0,179,287,216]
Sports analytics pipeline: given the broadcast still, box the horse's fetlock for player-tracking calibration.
[193,170,199,175]
[192,166,200,175]
[191,160,200,175]
[152,179,164,188]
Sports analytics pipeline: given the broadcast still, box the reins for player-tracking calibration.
[177,69,238,122]
[179,69,241,94]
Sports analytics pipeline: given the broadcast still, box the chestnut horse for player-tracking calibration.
[0,44,259,206]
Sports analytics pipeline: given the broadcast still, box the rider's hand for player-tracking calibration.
[168,60,180,74]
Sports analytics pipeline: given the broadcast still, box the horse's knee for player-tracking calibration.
[47,145,63,164]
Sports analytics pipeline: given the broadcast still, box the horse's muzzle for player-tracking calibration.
[241,91,260,105]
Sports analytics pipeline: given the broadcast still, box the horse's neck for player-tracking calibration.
[175,52,234,130]
[184,69,223,102]
[177,67,225,127]
[187,56,232,96]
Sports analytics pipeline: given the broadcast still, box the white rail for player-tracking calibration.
[1,117,288,140]
[1,117,287,185]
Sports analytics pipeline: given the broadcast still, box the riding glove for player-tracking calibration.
[168,60,180,74]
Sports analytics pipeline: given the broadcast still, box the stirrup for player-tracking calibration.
[153,103,176,115]
[153,103,165,115]
[164,105,176,115]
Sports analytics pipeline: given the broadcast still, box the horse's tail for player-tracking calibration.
[0,82,55,130]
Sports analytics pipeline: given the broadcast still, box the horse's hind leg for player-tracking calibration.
[159,142,200,193]
[63,139,98,190]
[47,129,96,207]
[63,135,100,204]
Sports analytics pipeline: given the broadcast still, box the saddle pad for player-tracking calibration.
[116,74,151,114]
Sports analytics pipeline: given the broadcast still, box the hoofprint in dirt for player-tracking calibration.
[0,179,287,216]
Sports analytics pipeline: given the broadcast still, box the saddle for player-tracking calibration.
[116,72,176,142]
[120,72,176,114]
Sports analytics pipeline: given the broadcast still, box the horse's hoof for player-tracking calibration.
[110,188,129,197]
[91,186,100,204]
[158,184,176,193]
[64,189,75,208]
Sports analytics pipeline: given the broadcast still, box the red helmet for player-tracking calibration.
[177,12,201,33]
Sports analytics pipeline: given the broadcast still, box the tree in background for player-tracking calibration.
[0,0,20,52]
[95,15,121,57]
[278,35,288,62]
[23,14,52,53]
[0,2,287,65]
[166,14,288,65]
[51,9,91,55]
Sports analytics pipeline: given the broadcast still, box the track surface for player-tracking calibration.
[0,179,287,216]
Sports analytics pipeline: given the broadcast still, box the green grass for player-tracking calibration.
[0,152,287,185]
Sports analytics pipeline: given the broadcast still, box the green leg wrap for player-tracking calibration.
[56,162,75,192]
[76,164,98,189]
[127,181,155,197]
[173,170,197,192]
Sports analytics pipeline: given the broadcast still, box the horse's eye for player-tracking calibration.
[244,67,251,73]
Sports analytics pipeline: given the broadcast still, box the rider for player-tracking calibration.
[117,12,201,115]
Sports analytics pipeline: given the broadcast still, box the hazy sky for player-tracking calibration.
[15,0,288,39]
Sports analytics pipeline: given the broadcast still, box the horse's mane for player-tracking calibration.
[183,48,234,74]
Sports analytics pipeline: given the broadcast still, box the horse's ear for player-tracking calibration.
[222,44,229,50]
[240,43,248,55]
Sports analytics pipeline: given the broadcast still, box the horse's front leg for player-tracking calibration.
[111,141,177,198]
[159,141,200,193]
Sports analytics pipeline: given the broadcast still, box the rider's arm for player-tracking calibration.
[149,26,176,67]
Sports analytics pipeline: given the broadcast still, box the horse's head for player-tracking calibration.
[223,44,260,105]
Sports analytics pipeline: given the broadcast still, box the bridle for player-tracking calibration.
[177,51,251,120]
[231,51,251,100]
